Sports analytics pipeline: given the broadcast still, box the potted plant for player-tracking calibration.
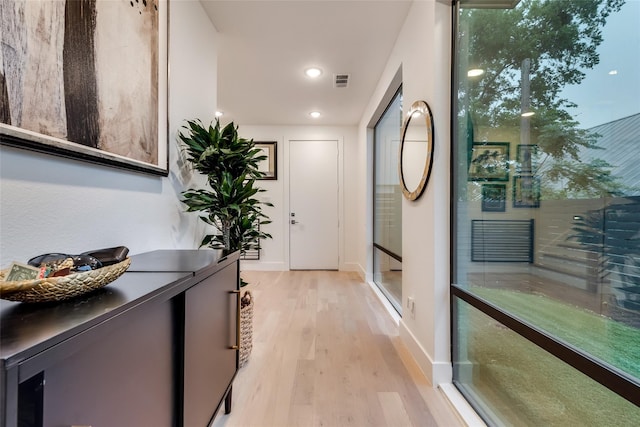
[179,118,272,366]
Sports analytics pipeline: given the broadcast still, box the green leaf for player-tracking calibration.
[178,117,273,253]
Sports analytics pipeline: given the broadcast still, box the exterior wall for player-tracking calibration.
[358,0,453,385]
[0,1,218,265]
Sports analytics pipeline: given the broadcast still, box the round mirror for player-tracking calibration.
[399,100,434,201]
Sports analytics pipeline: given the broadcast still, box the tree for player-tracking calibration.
[460,0,626,198]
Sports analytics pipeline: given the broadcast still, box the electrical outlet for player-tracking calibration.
[407,297,415,319]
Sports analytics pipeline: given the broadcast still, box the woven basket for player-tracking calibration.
[0,258,131,303]
[239,290,254,368]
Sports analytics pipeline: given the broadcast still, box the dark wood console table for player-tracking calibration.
[0,249,240,427]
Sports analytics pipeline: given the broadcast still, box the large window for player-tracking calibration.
[452,0,640,424]
[374,87,403,313]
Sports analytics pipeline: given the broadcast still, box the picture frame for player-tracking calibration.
[513,175,540,208]
[468,142,510,181]
[481,184,506,212]
[516,144,539,174]
[255,141,277,180]
[0,0,169,176]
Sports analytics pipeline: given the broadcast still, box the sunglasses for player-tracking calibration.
[27,253,103,271]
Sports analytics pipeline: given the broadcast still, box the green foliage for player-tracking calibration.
[179,119,272,257]
[464,0,623,126]
[461,0,625,197]
[179,119,266,183]
[541,158,626,199]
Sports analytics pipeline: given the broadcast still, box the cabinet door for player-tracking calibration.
[39,299,174,427]
[183,262,238,427]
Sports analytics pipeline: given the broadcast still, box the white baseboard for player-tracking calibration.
[240,261,287,271]
[341,261,365,277]
[241,261,366,275]
[398,321,452,385]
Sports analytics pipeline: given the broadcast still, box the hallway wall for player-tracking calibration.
[235,125,359,272]
[0,1,218,265]
[358,0,453,385]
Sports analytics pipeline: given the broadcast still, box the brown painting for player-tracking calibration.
[0,0,168,175]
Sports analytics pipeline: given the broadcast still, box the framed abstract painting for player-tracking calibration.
[0,0,169,175]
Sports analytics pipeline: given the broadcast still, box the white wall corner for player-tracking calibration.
[399,319,452,386]
[342,261,366,279]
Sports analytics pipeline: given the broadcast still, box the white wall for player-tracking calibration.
[0,0,218,266]
[358,0,452,385]
[235,125,359,272]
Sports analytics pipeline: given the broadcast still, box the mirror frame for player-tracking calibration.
[399,100,435,201]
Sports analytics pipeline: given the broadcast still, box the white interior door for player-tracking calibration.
[289,140,339,269]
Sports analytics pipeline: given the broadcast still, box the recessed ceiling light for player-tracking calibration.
[608,70,618,75]
[305,67,322,78]
[215,111,224,117]
[309,111,321,118]
[467,68,484,77]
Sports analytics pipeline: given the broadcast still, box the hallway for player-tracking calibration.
[212,271,463,427]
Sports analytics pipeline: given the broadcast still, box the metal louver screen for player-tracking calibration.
[471,219,534,262]
[240,220,260,261]
[241,248,260,261]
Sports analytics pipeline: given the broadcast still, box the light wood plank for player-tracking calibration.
[211,271,463,427]
[378,392,413,427]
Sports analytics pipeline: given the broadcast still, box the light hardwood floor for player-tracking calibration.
[212,271,463,427]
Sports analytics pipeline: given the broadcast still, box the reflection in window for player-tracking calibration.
[374,87,403,313]
[453,0,639,423]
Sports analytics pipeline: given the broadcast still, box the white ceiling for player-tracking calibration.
[200,0,412,126]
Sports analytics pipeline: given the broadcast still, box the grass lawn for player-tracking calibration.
[456,287,640,426]
[471,286,640,378]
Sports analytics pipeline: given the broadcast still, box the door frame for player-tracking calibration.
[285,136,344,271]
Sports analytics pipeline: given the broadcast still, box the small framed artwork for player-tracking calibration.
[481,184,506,212]
[516,144,539,174]
[255,141,277,180]
[513,175,540,208]
[468,142,510,181]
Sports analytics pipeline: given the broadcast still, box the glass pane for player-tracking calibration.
[374,247,402,312]
[453,0,640,417]
[374,88,403,313]
[453,297,640,426]
[374,89,403,256]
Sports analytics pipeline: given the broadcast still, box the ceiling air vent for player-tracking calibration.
[334,74,350,88]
